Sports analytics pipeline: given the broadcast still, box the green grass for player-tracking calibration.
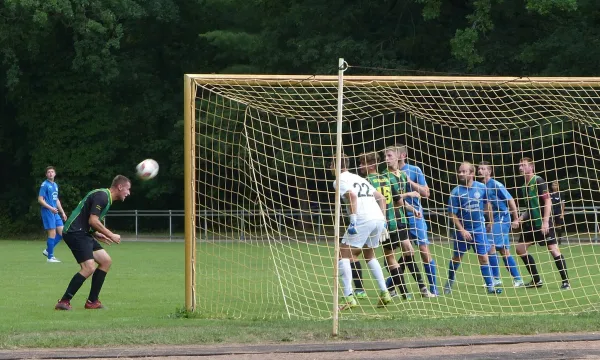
[1,240,600,349]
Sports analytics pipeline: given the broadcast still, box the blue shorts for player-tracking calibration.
[453,231,490,257]
[41,210,64,230]
[489,219,511,249]
[407,217,430,246]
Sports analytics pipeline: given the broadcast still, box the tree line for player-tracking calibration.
[1,0,598,235]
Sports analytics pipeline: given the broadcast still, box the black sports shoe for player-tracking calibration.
[525,279,543,288]
[560,282,571,290]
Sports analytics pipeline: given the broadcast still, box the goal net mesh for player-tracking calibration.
[192,74,600,319]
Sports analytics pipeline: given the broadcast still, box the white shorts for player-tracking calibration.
[341,219,386,249]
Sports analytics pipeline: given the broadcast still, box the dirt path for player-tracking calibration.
[2,333,600,360]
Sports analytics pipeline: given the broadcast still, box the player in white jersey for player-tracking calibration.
[330,154,392,310]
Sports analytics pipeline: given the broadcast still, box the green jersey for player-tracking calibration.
[366,173,401,231]
[521,175,548,228]
[64,189,112,234]
[383,169,408,226]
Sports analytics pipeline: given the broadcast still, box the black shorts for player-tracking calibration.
[519,227,557,246]
[64,231,104,263]
[554,215,564,227]
[383,227,409,251]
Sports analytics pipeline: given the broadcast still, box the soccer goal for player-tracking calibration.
[183,59,600,328]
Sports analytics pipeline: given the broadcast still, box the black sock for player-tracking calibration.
[390,266,407,295]
[520,254,541,283]
[554,254,569,282]
[88,269,107,302]
[62,273,87,301]
[404,254,426,289]
[351,261,363,290]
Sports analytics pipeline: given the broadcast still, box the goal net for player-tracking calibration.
[184,68,600,321]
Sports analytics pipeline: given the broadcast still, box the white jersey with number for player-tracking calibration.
[333,171,385,222]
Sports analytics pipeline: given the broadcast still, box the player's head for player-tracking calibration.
[358,151,378,175]
[519,157,534,176]
[110,175,131,201]
[328,154,350,174]
[478,161,493,179]
[45,166,56,181]
[552,180,559,192]
[383,145,406,169]
[457,161,475,185]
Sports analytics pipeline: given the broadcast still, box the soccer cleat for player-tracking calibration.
[339,295,357,311]
[47,257,61,263]
[513,279,525,288]
[443,281,454,295]
[354,289,367,299]
[377,290,393,308]
[401,293,414,301]
[55,299,72,311]
[493,278,503,286]
[487,288,503,295]
[525,279,544,288]
[42,249,48,257]
[560,282,571,290]
[84,299,106,309]
[420,287,436,298]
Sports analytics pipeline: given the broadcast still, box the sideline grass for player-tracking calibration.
[1,240,599,349]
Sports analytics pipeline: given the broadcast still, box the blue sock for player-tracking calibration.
[427,259,438,293]
[53,234,63,247]
[503,255,522,280]
[489,253,500,279]
[447,260,461,282]
[46,238,54,258]
[385,276,394,291]
[480,264,493,289]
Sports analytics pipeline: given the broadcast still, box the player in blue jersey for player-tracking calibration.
[38,166,68,263]
[385,145,438,296]
[478,161,524,287]
[443,162,502,295]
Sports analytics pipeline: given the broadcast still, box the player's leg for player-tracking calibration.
[47,215,65,262]
[498,247,523,287]
[338,226,370,309]
[487,244,501,285]
[398,229,431,297]
[86,245,113,309]
[363,221,392,307]
[410,217,438,295]
[546,230,570,290]
[349,254,366,298]
[516,229,542,288]
[384,247,409,299]
[444,236,466,295]
[55,233,95,310]
[474,233,500,294]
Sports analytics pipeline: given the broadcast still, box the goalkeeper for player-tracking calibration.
[331,154,392,310]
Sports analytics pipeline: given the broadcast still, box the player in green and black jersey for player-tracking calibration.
[516,158,569,290]
[54,175,131,311]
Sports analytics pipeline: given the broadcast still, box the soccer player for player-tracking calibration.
[38,166,68,263]
[516,158,570,290]
[550,181,566,245]
[444,162,502,295]
[384,145,439,296]
[54,175,131,310]
[330,154,392,310]
[478,161,524,287]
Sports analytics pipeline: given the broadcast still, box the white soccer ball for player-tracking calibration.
[136,159,159,180]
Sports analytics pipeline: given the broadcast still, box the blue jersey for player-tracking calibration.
[448,181,487,232]
[39,180,59,210]
[485,178,513,222]
[400,163,427,215]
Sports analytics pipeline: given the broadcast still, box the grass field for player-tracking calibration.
[1,239,600,350]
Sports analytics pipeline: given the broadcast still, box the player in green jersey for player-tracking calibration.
[516,158,570,290]
[360,151,434,299]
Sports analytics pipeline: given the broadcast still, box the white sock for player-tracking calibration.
[339,258,353,296]
[367,258,387,292]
